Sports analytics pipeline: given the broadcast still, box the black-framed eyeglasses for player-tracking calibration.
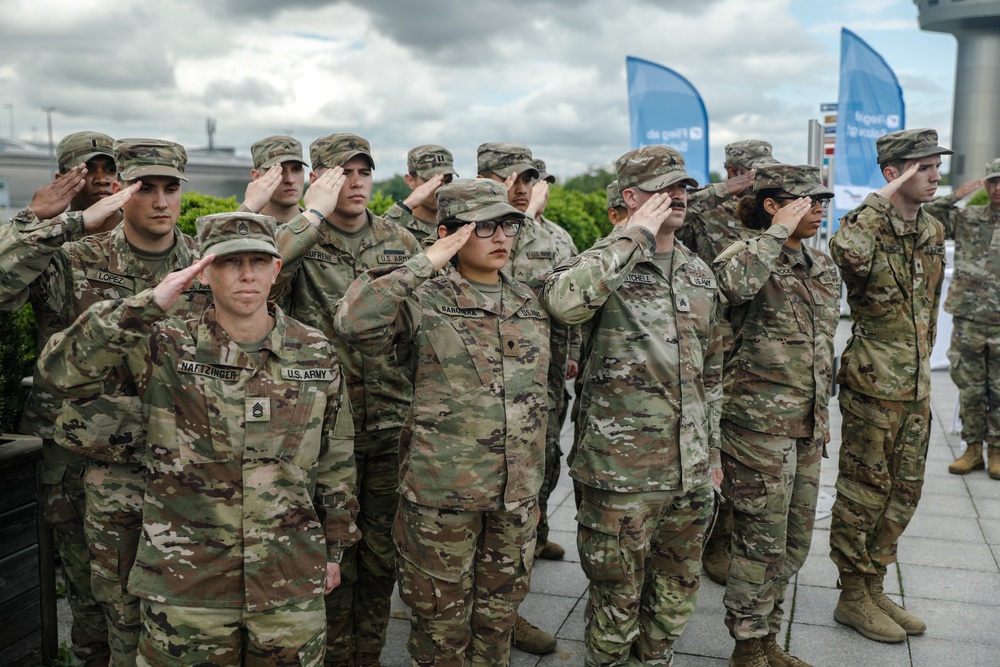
[773,195,831,210]
[473,218,522,238]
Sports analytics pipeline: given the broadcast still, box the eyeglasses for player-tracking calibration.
[774,195,831,210]
[473,218,522,238]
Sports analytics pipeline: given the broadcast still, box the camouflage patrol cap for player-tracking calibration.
[725,140,778,169]
[436,178,530,224]
[57,131,114,173]
[876,128,953,165]
[616,145,698,192]
[754,164,832,198]
[251,135,308,170]
[408,144,457,179]
[196,212,281,259]
[310,133,375,169]
[533,159,556,184]
[477,142,539,180]
[985,158,1000,181]
[606,180,625,211]
[114,138,188,182]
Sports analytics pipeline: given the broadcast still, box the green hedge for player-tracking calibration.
[0,305,37,434]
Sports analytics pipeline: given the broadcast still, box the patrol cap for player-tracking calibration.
[606,180,625,211]
[876,128,953,165]
[310,133,375,170]
[436,178,531,224]
[533,158,556,184]
[251,135,308,170]
[408,144,457,179]
[725,140,778,169]
[114,138,188,182]
[57,132,114,173]
[754,164,832,198]
[477,142,539,180]
[985,158,1000,181]
[196,212,281,259]
[616,145,698,192]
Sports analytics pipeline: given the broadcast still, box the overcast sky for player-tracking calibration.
[0,0,958,182]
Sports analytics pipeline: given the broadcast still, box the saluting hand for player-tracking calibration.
[424,222,476,271]
[82,181,140,232]
[772,196,812,235]
[242,164,283,213]
[29,165,87,221]
[725,169,755,196]
[877,162,920,200]
[526,180,549,220]
[626,192,673,237]
[954,179,985,200]
[403,174,444,210]
[153,254,216,311]
[303,166,346,226]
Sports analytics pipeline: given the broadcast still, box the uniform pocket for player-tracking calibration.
[425,319,493,396]
[576,501,630,582]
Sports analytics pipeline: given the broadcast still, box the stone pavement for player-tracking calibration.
[56,324,1000,666]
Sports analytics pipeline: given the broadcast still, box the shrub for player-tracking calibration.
[177,192,240,237]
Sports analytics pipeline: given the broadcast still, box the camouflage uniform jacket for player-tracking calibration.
[714,225,841,441]
[39,292,359,611]
[333,254,550,512]
[539,215,582,361]
[678,183,754,266]
[543,225,723,492]
[0,207,210,464]
[923,194,1000,324]
[382,203,439,243]
[272,210,421,431]
[831,193,946,401]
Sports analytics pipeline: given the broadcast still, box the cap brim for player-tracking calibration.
[986,171,1000,181]
[207,239,282,259]
[121,165,188,182]
[884,146,954,163]
[259,155,309,170]
[492,163,539,180]
[450,201,530,224]
[540,173,556,183]
[785,184,834,198]
[335,150,375,169]
[636,172,699,191]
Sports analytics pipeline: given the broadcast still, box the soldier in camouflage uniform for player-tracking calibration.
[679,140,778,588]
[477,142,562,654]
[544,146,722,667]
[923,158,1000,479]
[247,135,309,223]
[829,128,950,643]
[270,133,421,667]
[713,165,840,667]
[607,179,628,226]
[38,212,359,666]
[334,178,549,667]
[382,144,458,242]
[0,138,213,666]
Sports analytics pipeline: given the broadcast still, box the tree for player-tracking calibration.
[562,166,616,194]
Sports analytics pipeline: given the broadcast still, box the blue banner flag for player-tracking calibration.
[626,56,709,187]
[832,28,905,228]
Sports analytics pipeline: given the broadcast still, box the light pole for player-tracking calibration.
[43,106,56,173]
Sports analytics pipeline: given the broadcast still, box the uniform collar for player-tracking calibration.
[446,266,532,318]
[195,302,284,367]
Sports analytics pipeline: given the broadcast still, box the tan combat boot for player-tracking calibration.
[534,539,566,560]
[513,613,557,654]
[867,577,926,635]
[702,518,731,585]
[989,447,1000,480]
[354,653,382,667]
[948,443,984,474]
[833,575,906,643]
[761,633,813,667]
[728,637,770,667]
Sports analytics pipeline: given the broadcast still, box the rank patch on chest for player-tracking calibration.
[281,368,335,381]
[246,397,271,422]
[675,295,691,312]
[501,335,521,357]
[526,251,556,259]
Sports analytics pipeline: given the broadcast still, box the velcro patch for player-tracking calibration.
[924,244,945,256]
[689,275,717,288]
[245,397,270,422]
[624,273,655,284]
[86,269,134,291]
[305,250,338,263]
[178,360,240,382]
[526,251,556,259]
[518,308,547,319]
[281,368,336,381]
[377,254,410,264]
[438,305,484,317]
[881,243,903,254]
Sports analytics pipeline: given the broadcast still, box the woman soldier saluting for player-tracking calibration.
[334,178,550,667]
[712,164,840,667]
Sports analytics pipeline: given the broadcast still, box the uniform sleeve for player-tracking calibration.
[317,365,361,562]
[332,253,433,356]
[713,225,788,305]
[542,225,656,326]
[686,182,730,214]
[921,193,963,239]
[270,213,321,303]
[829,193,888,279]
[705,294,724,468]
[0,207,86,312]
[38,288,163,399]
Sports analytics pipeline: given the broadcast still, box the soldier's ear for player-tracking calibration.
[111,181,122,194]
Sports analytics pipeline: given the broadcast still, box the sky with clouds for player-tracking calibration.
[0,0,959,181]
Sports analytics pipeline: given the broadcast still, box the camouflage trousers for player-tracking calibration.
[394,496,537,667]
[136,596,326,666]
[537,383,570,545]
[947,317,1000,447]
[85,459,145,667]
[720,422,822,639]
[325,428,399,663]
[830,388,930,577]
[577,483,715,667]
[41,440,110,667]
